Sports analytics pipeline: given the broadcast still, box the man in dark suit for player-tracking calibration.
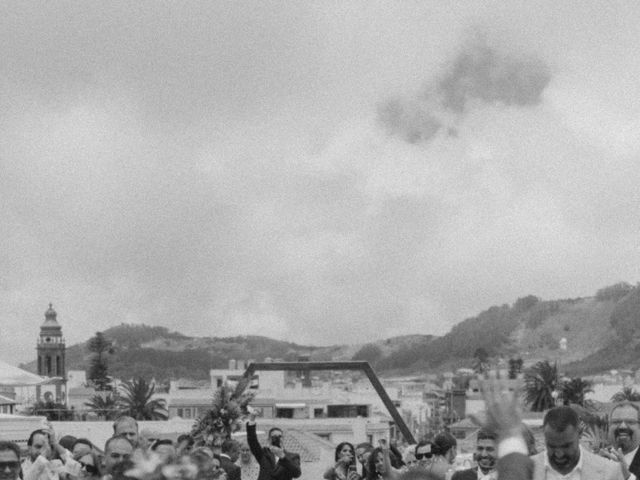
[452,430,497,480]
[220,439,242,480]
[246,410,301,480]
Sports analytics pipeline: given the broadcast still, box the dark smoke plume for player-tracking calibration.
[378,37,551,143]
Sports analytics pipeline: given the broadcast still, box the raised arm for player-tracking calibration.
[471,379,533,480]
[245,410,263,463]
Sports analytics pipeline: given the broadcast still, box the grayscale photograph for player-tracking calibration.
[0,2,639,480]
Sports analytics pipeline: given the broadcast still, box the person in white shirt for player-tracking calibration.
[531,406,622,480]
[0,441,22,480]
[22,428,80,480]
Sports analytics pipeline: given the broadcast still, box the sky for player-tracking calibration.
[2,1,640,364]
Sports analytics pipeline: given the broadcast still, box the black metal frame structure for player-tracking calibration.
[243,361,415,443]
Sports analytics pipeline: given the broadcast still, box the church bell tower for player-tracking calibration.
[36,303,66,402]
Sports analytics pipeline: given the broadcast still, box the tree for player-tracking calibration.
[472,348,491,375]
[508,358,524,379]
[118,377,167,420]
[352,344,383,366]
[30,400,73,420]
[84,392,122,420]
[87,332,114,391]
[191,377,256,442]
[560,377,593,407]
[595,282,634,302]
[610,287,640,340]
[611,387,640,402]
[514,295,539,312]
[524,360,558,412]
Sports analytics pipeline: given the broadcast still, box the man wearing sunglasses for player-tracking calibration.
[0,441,21,480]
[246,409,301,480]
[414,441,433,470]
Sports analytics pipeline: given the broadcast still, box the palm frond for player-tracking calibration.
[191,379,257,441]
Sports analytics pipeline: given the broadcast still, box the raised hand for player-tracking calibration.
[470,378,523,441]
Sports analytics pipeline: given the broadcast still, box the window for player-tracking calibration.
[184,408,192,418]
[327,405,368,418]
[177,408,183,417]
[276,408,294,418]
[314,408,324,418]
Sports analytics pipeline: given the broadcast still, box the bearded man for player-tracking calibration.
[453,430,497,480]
[606,402,640,479]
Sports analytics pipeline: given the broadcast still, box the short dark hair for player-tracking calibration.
[0,441,20,460]
[431,432,456,456]
[268,427,283,437]
[27,429,50,447]
[104,435,133,453]
[476,429,497,442]
[356,442,374,451]
[59,435,77,451]
[221,439,239,455]
[414,441,432,458]
[543,406,579,431]
[72,438,94,451]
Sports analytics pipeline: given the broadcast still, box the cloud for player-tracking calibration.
[2,1,640,365]
[377,34,551,143]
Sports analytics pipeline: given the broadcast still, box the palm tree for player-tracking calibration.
[84,391,122,420]
[524,360,559,412]
[191,376,256,442]
[561,377,594,407]
[118,377,168,420]
[611,386,640,402]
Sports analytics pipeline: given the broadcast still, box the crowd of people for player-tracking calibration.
[321,385,640,480]
[2,386,640,480]
[0,413,299,480]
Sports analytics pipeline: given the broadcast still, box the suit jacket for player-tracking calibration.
[246,423,301,480]
[220,455,241,480]
[497,453,533,480]
[531,448,623,480]
[451,468,478,480]
[628,448,640,479]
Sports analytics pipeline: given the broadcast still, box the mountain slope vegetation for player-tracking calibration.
[20,282,640,380]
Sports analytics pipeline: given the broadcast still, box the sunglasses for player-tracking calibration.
[415,453,431,460]
[80,462,99,475]
[0,462,20,470]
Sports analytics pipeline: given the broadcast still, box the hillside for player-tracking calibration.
[20,281,640,380]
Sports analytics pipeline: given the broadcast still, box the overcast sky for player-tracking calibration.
[2,1,640,364]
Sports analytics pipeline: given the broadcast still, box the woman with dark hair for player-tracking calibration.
[324,442,361,480]
[366,441,401,480]
[425,433,457,480]
[70,451,101,480]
